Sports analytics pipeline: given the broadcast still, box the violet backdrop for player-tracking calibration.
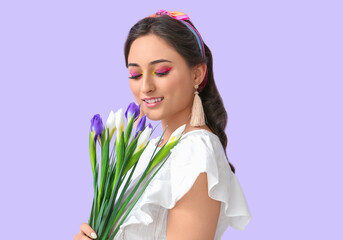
[0,0,342,239]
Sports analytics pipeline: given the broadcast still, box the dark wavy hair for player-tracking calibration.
[123,14,236,174]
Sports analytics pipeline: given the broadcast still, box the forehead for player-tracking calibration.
[128,34,181,65]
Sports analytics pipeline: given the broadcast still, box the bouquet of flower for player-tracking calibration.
[87,102,185,240]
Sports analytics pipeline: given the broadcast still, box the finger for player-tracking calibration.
[73,232,79,240]
[74,231,91,240]
[80,223,97,239]
[80,235,93,240]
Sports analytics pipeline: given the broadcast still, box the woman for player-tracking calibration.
[74,9,251,240]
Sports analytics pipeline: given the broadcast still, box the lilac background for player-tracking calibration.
[1,0,342,239]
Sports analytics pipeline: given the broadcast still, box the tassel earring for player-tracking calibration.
[190,84,206,126]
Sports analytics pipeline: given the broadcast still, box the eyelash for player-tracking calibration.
[128,70,170,79]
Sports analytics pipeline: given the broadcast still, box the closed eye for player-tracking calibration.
[155,71,170,77]
[128,70,170,79]
[128,74,142,79]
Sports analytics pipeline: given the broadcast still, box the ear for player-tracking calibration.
[192,63,207,86]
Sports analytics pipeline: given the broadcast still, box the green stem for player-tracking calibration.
[109,156,169,239]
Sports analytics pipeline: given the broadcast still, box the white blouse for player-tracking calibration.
[113,129,251,240]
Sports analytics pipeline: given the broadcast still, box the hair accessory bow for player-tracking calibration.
[147,9,190,21]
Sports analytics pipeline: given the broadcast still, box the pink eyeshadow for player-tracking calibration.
[129,70,141,76]
[155,66,172,74]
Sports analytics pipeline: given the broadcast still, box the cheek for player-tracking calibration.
[172,73,193,95]
[167,77,193,105]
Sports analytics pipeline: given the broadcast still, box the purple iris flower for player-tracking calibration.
[134,115,146,139]
[125,102,140,122]
[90,114,103,144]
[148,123,153,130]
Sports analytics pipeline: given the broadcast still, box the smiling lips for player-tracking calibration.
[143,97,164,104]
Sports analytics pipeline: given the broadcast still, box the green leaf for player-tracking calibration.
[96,135,140,237]
[98,128,110,212]
[108,154,170,239]
[95,199,108,232]
[113,131,125,188]
[88,195,95,226]
[124,117,134,148]
[90,163,99,229]
[100,128,168,238]
[97,158,139,238]
[146,131,182,174]
[91,124,174,239]
[89,130,97,175]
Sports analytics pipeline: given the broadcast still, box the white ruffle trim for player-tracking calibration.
[115,130,251,239]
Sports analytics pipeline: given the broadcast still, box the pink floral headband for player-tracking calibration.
[146,9,208,92]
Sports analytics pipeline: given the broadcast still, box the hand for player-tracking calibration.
[73,223,97,240]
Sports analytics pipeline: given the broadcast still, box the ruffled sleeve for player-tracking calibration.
[167,131,251,233]
[115,130,251,239]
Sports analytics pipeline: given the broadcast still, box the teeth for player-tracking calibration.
[145,98,163,103]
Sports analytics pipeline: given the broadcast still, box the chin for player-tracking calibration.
[144,111,163,121]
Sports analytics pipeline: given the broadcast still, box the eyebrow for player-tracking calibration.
[127,59,172,67]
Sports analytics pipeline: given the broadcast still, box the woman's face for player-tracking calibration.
[127,34,199,122]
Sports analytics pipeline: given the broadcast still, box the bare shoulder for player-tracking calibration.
[166,172,220,240]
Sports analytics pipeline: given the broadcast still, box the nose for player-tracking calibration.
[141,72,155,94]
